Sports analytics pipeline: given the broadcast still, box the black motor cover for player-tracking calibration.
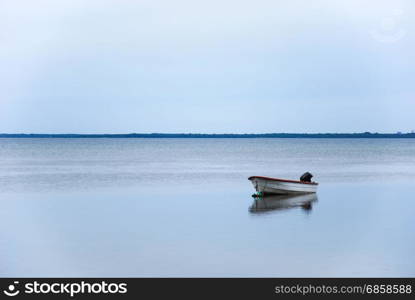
[300,172,313,182]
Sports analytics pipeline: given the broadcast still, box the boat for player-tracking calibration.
[248,174,318,195]
[249,193,318,213]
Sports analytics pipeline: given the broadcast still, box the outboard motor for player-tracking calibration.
[300,172,313,182]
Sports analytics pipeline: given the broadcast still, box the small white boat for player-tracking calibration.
[248,175,318,195]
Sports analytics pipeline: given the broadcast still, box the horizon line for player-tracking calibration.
[1,132,415,138]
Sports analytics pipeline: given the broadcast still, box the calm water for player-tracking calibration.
[0,138,414,277]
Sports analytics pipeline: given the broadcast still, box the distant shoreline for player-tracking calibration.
[1,133,415,138]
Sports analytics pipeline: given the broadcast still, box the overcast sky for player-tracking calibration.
[0,0,414,133]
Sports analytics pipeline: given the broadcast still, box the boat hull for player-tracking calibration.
[249,176,318,194]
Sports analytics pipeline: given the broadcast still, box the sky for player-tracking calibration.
[0,0,414,133]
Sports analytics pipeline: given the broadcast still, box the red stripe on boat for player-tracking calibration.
[248,176,318,185]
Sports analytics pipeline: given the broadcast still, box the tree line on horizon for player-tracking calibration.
[1,132,415,138]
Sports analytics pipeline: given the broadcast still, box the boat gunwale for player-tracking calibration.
[248,176,319,185]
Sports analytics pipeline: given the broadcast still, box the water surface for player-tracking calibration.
[0,138,414,276]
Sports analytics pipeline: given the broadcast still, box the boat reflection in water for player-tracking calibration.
[249,193,318,214]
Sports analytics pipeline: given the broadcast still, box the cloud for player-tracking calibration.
[0,0,414,132]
